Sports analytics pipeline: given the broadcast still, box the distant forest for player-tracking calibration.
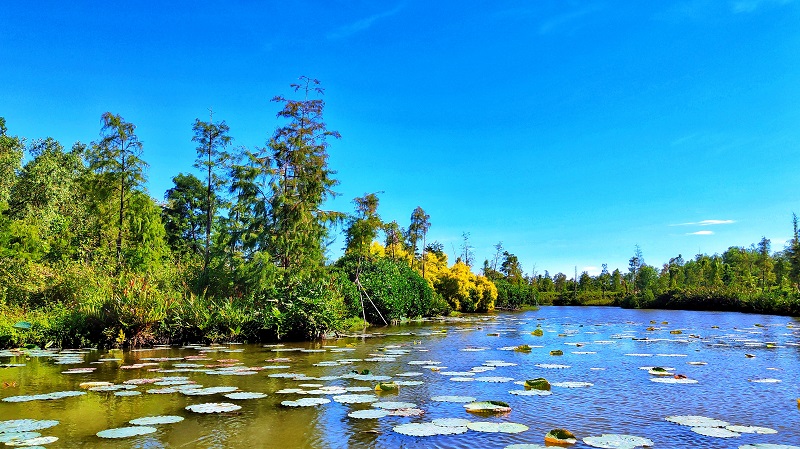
[1,78,798,348]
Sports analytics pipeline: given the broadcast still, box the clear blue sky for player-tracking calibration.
[2,1,799,277]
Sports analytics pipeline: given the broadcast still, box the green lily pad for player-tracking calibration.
[691,427,740,438]
[725,425,777,434]
[432,418,471,427]
[332,394,379,404]
[583,434,654,448]
[468,422,529,433]
[545,428,577,445]
[0,432,41,443]
[129,416,184,426]
[525,378,551,390]
[224,392,267,400]
[185,402,242,413]
[97,426,157,438]
[5,435,58,446]
[509,389,552,396]
[281,397,331,407]
[0,420,58,434]
[393,422,468,436]
[372,401,416,410]
[463,400,511,414]
[348,409,389,419]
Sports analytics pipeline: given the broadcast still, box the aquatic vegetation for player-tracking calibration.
[467,421,528,433]
[463,400,511,414]
[0,420,58,434]
[281,398,331,407]
[128,416,184,425]
[545,428,578,445]
[5,435,59,446]
[393,422,469,436]
[348,409,389,419]
[97,426,157,438]
[582,434,654,448]
[524,378,551,390]
[185,402,242,413]
[550,350,564,356]
[2,391,85,402]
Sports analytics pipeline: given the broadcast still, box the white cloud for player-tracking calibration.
[671,219,735,226]
[582,266,601,276]
[687,230,714,235]
[328,5,403,39]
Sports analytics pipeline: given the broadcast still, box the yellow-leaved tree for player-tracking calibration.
[436,260,497,312]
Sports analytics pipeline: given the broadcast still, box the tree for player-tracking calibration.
[88,112,147,265]
[788,213,800,290]
[383,220,404,261]
[345,193,382,258]
[162,173,206,258]
[628,245,643,295]
[408,206,431,276]
[460,231,474,267]
[192,115,232,276]
[500,251,523,284]
[756,236,775,290]
[267,77,341,271]
[0,117,24,206]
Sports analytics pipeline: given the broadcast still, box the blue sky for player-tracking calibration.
[2,0,799,277]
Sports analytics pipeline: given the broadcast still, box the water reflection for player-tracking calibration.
[0,307,798,448]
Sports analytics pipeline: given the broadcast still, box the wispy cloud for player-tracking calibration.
[328,5,403,39]
[671,219,736,226]
[732,0,793,13]
[538,4,604,35]
[687,230,714,235]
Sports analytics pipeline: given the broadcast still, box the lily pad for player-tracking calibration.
[97,426,157,438]
[725,425,777,434]
[5,435,58,446]
[129,415,184,426]
[224,392,267,400]
[463,400,511,414]
[468,422,529,433]
[545,428,578,445]
[0,432,41,443]
[582,434,654,448]
[739,445,800,449]
[509,389,552,396]
[665,415,729,427]
[372,401,416,410]
[185,402,242,413]
[332,394,379,404]
[393,422,468,436]
[691,427,741,438]
[281,397,331,407]
[348,409,389,419]
[0,420,58,434]
[524,378,551,390]
[551,381,593,388]
[432,418,471,427]
[375,382,398,391]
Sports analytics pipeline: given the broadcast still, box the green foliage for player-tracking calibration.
[336,254,442,323]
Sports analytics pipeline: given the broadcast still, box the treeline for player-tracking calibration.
[0,78,498,349]
[485,239,800,316]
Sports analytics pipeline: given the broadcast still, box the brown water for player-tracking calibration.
[1,307,799,448]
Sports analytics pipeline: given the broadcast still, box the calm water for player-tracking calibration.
[1,307,798,448]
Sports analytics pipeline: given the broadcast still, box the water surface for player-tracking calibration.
[1,307,798,448]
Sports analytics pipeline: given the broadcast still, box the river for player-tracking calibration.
[0,307,798,448]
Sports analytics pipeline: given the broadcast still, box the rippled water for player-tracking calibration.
[0,307,798,448]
